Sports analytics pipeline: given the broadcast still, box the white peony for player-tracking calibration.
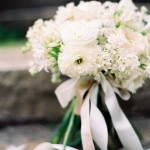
[61,20,99,46]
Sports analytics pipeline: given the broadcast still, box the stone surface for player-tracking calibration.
[0,70,65,123]
[118,80,150,117]
[0,118,149,150]
[131,81,150,117]
[133,118,150,148]
[0,124,52,150]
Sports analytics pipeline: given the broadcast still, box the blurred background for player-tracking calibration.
[0,0,149,44]
[0,0,150,150]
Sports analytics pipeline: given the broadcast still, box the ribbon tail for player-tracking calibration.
[81,90,95,150]
[101,75,143,150]
[90,101,108,150]
[113,87,130,101]
[89,84,108,150]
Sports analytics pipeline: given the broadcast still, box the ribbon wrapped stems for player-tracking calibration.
[54,74,143,150]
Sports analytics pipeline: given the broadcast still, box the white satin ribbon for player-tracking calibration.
[55,76,143,150]
[89,84,108,150]
[80,86,95,150]
[55,78,108,150]
[100,74,143,150]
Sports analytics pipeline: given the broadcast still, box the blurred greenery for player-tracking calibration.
[0,25,26,45]
[0,40,26,49]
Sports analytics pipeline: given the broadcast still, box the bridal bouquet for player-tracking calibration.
[23,0,150,149]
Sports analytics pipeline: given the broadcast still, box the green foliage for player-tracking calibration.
[0,25,25,44]
[48,45,61,61]
[141,31,147,36]
[140,64,147,70]
[115,22,121,28]
[114,10,122,17]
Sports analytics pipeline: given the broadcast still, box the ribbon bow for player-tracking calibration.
[55,75,143,150]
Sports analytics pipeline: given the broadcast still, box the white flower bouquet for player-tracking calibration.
[23,0,150,149]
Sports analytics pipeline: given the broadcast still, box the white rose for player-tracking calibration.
[75,1,102,20]
[107,27,149,56]
[123,27,149,56]
[54,3,75,23]
[61,20,99,46]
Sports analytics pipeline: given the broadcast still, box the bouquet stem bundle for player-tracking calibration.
[51,81,142,150]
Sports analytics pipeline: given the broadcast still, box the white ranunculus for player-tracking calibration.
[61,20,99,46]
[58,45,99,78]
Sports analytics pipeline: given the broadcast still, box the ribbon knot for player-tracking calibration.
[55,75,143,150]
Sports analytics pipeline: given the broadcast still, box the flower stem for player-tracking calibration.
[51,97,76,144]
[63,112,75,150]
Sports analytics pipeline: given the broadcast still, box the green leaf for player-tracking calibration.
[115,22,121,28]
[48,45,61,60]
[48,52,57,59]
[140,64,147,70]
[50,97,76,144]
[52,45,61,54]
[142,19,148,26]
[141,31,147,36]
[114,10,122,17]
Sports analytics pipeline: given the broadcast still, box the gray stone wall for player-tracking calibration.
[0,71,65,123]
